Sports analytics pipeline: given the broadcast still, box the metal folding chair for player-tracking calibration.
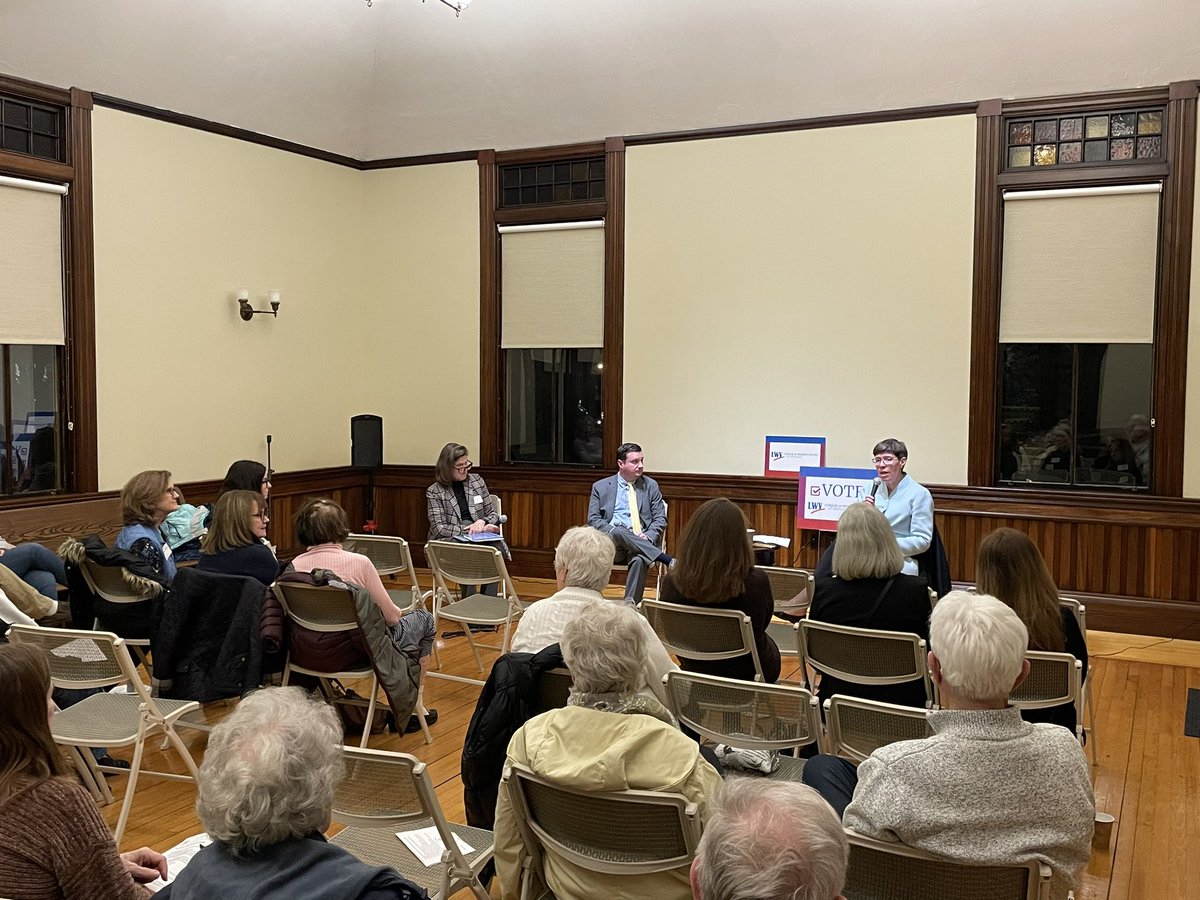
[502,760,701,900]
[762,565,814,672]
[843,828,1051,899]
[823,694,934,764]
[642,598,765,682]
[424,540,525,686]
[1060,596,1097,765]
[7,624,200,844]
[798,619,936,708]
[663,669,822,781]
[331,746,493,899]
[80,558,157,668]
[274,580,432,746]
[1010,650,1085,750]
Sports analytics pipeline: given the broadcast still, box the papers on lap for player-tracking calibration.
[465,532,503,543]
[144,832,211,893]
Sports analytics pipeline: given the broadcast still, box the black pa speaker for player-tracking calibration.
[351,415,383,469]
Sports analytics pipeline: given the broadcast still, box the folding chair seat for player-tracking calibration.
[663,669,822,781]
[425,540,525,686]
[331,746,493,899]
[642,598,765,682]
[7,624,200,844]
[823,694,934,764]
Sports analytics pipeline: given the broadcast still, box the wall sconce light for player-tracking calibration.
[237,289,281,322]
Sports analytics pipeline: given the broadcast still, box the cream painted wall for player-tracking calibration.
[91,110,479,490]
[1184,112,1200,498]
[624,116,977,484]
[360,164,480,466]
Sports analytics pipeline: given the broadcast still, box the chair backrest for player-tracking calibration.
[663,669,822,752]
[425,540,516,597]
[843,829,1051,900]
[502,761,701,876]
[7,624,146,695]
[641,599,764,682]
[799,619,933,705]
[80,558,155,603]
[272,581,360,633]
[531,666,573,716]
[824,694,934,764]
[1010,651,1081,710]
[757,565,814,615]
[1059,596,1086,635]
[345,533,419,585]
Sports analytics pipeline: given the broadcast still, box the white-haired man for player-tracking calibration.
[691,779,847,900]
[802,591,1094,899]
[509,525,677,703]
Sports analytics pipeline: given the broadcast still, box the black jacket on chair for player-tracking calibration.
[461,643,566,828]
[152,568,267,702]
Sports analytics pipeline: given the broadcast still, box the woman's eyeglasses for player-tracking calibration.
[453,460,473,472]
[253,511,270,520]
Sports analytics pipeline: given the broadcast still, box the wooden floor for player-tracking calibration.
[99,577,1200,900]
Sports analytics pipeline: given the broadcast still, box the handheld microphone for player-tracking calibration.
[869,478,881,500]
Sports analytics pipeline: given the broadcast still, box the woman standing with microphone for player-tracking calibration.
[864,438,933,576]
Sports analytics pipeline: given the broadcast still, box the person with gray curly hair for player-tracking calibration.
[690,779,848,900]
[494,602,721,900]
[510,526,676,703]
[801,591,1093,900]
[158,687,427,899]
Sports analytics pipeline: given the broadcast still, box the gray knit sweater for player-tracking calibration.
[844,707,1094,899]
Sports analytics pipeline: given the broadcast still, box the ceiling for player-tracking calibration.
[0,1,1196,161]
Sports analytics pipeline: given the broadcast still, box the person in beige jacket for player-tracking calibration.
[494,602,722,900]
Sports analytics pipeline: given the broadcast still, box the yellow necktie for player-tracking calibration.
[627,480,642,533]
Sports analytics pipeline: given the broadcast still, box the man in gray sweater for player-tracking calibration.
[803,590,1094,899]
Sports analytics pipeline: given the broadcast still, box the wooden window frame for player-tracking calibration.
[968,83,1198,495]
[0,74,97,499]
[478,138,625,468]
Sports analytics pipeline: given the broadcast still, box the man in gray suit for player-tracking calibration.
[587,442,672,604]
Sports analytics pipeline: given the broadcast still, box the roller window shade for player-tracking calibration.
[501,222,604,349]
[0,179,67,345]
[1000,187,1160,344]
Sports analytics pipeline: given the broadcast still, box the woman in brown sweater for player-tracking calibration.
[0,642,167,899]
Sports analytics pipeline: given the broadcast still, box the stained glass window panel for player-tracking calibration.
[1136,136,1162,159]
[1010,122,1033,144]
[1111,138,1134,160]
[1009,146,1032,168]
[1059,142,1082,164]
[1086,116,1109,139]
[1137,111,1163,135]
[1035,120,1058,142]
[1111,113,1136,137]
[1084,140,1109,162]
[1060,118,1083,141]
[1034,144,1057,166]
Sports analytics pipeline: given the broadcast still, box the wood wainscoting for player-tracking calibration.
[4,465,1200,639]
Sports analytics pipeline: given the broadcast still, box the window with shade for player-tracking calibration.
[0,176,67,495]
[996,185,1158,490]
[500,221,604,465]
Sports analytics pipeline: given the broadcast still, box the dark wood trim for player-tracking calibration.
[91,94,363,169]
[494,142,607,165]
[478,150,502,466]
[1078,594,1200,641]
[359,150,479,169]
[1168,81,1199,102]
[1001,86,1171,116]
[1152,88,1198,495]
[625,101,979,147]
[602,137,626,464]
[967,106,1003,485]
[0,72,72,106]
[995,163,1170,188]
[64,92,98,492]
[0,151,74,183]
[493,202,607,226]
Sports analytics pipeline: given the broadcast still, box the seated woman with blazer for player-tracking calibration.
[425,442,509,560]
[808,501,932,708]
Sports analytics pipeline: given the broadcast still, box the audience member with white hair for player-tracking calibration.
[802,591,1094,899]
[495,601,722,900]
[158,688,427,899]
[691,778,848,900]
[509,525,677,703]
